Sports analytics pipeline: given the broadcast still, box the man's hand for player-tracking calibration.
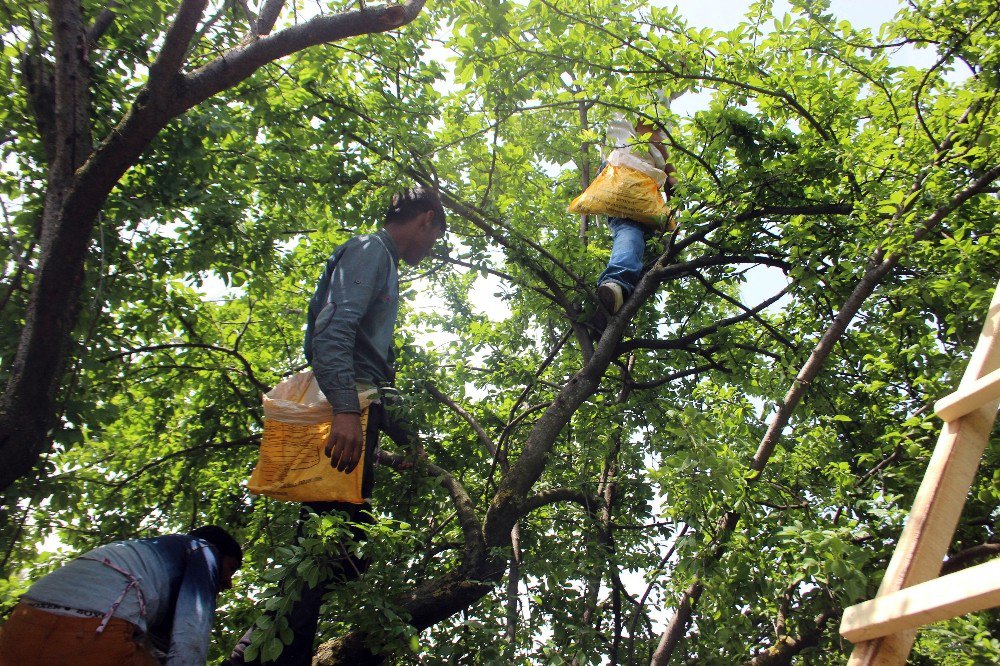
[664,163,679,200]
[325,412,364,473]
[398,443,427,470]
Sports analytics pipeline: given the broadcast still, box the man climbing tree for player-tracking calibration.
[0,0,428,494]
[228,187,446,665]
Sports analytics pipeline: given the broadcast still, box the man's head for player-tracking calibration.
[634,118,668,161]
[383,187,447,265]
[190,525,242,591]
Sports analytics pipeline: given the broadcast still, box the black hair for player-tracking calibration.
[190,525,242,566]
[384,186,446,232]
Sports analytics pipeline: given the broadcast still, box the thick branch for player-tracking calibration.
[651,578,703,665]
[19,40,57,166]
[257,0,286,36]
[651,155,1000,666]
[752,162,1000,471]
[521,488,601,517]
[147,0,208,101]
[181,1,428,110]
[940,541,1000,575]
[86,1,120,47]
[46,0,92,180]
[743,609,838,666]
[378,451,485,564]
[317,453,501,665]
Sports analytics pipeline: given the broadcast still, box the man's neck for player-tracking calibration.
[382,225,406,264]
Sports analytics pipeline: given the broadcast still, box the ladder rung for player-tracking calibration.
[840,558,1000,643]
[934,367,1000,422]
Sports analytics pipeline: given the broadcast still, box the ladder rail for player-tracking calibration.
[843,278,1000,666]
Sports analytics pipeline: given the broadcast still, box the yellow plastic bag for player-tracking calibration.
[248,370,374,503]
[568,164,672,229]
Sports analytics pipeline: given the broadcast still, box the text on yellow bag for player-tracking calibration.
[248,370,373,504]
[568,164,673,230]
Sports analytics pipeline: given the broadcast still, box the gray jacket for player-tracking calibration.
[23,535,222,665]
[304,228,400,413]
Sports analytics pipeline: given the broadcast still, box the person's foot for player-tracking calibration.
[597,281,624,315]
[587,282,625,342]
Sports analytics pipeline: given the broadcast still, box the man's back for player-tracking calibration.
[304,228,401,413]
[3,533,230,665]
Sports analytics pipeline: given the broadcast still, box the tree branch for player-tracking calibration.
[521,487,601,517]
[236,0,258,36]
[257,0,286,36]
[86,1,120,47]
[940,541,1000,575]
[693,272,793,349]
[378,451,486,564]
[751,161,1000,472]
[424,381,501,466]
[181,0,428,110]
[651,144,1000,666]
[47,0,92,180]
[147,0,208,101]
[743,609,838,666]
[620,286,791,355]
[101,342,269,393]
[625,363,715,390]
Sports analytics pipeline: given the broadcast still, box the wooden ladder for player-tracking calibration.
[840,278,1000,665]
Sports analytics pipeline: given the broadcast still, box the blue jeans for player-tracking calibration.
[597,217,651,296]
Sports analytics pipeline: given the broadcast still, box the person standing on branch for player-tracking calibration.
[0,526,242,665]
[593,117,678,327]
[584,117,677,333]
[228,187,446,665]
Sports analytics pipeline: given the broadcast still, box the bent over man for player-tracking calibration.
[0,525,242,665]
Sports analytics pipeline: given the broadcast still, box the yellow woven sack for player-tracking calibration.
[568,164,671,229]
[248,370,373,504]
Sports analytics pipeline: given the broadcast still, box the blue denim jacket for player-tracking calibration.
[22,535,223,665]
[304,228,400,413]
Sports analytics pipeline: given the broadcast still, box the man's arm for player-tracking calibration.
[310,238,389,472]
[165,545,220,665]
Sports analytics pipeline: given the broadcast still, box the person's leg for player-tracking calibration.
[227,409,380,666]
[276,502,373,665]
[227,503,375,666]
[597,217,649,297]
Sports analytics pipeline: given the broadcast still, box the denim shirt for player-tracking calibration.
[304,228,400,413]
[22,535,222,665]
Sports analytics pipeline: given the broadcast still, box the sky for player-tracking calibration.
[662,0,902,32]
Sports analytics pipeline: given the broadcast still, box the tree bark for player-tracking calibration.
[742,609,838,666]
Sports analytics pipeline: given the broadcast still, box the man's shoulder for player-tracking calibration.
[334,231,393,264]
